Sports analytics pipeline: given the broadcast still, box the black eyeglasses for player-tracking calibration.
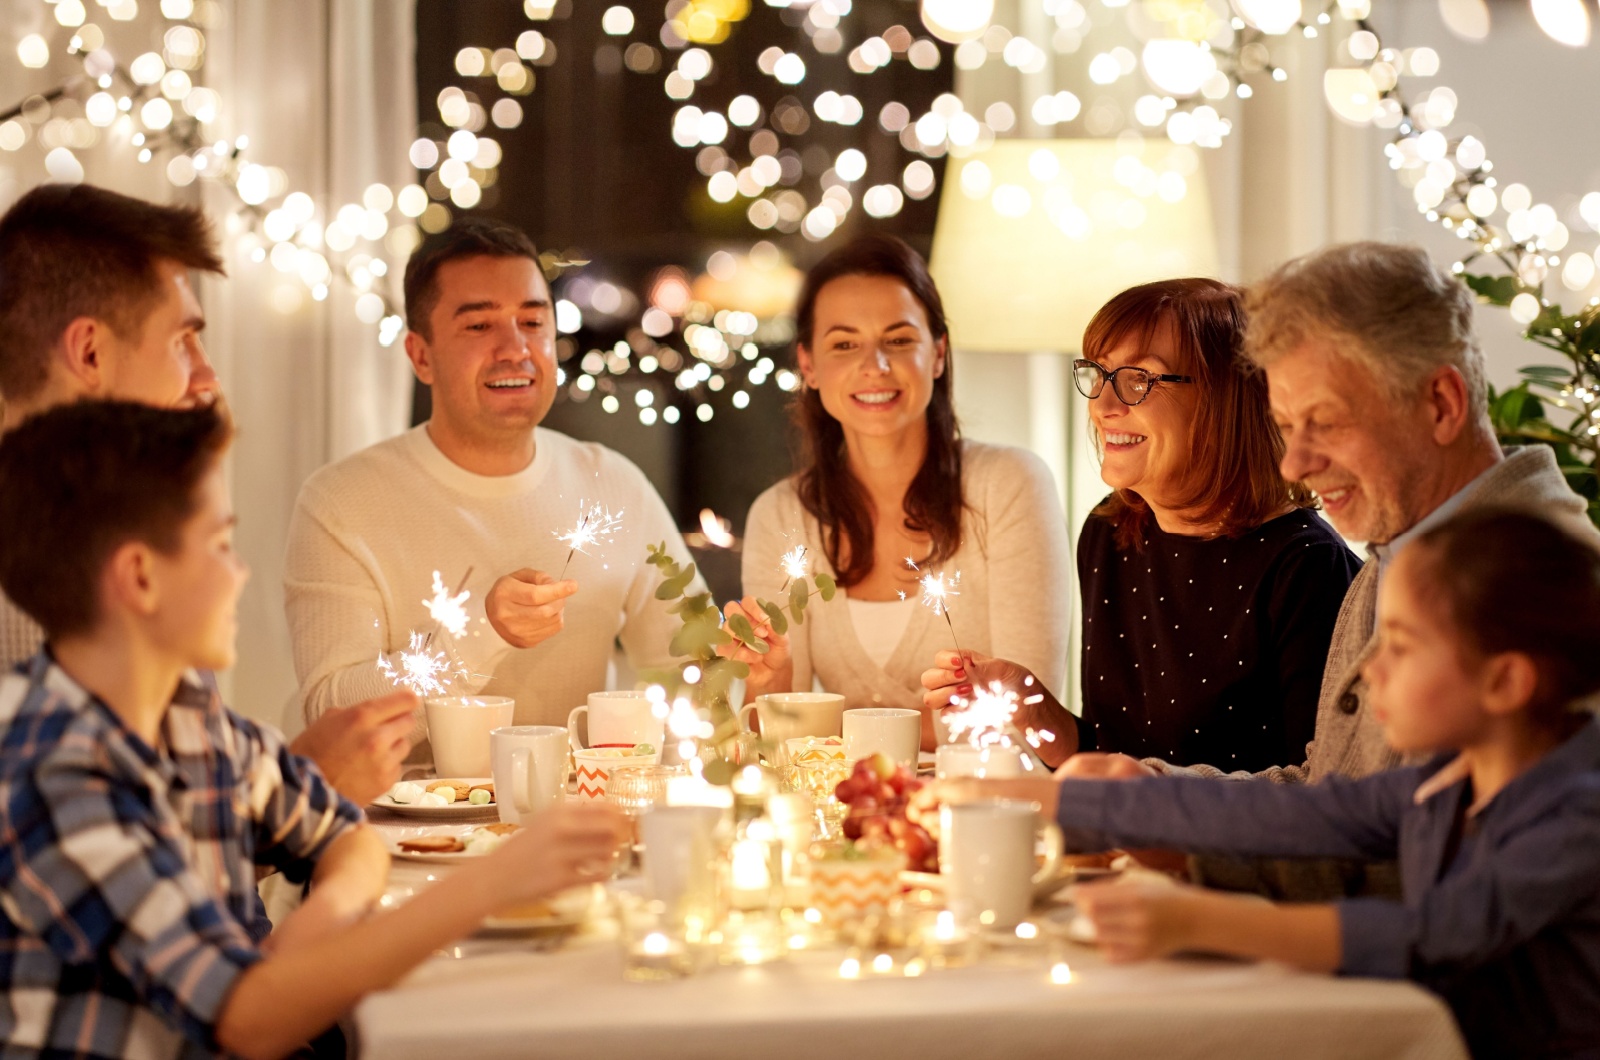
[1072,359,1193,406]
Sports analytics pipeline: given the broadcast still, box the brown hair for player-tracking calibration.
[1243,241,1488,417]
[791,234,963,588]
[1410,509,1600,717]
[403,218,542,340]
[1086,278,1314,549]
[0,400,233,637]
[0,184,224,403]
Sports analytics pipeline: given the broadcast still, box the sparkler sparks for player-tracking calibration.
[903,556,965,661]
[555,500,625,579]
[423,569,471,638]
[378,631,464,697]
[779,545,810,589]
[943,680,1019,749]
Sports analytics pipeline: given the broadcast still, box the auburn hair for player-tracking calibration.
[1085,278,1315,550]
[791,234,964,588]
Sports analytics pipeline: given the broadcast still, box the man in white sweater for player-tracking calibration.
[285,220,698,738]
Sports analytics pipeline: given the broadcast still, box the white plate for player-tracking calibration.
[386,823,508,864]
[371,778,498,819]
[479,886,594,935]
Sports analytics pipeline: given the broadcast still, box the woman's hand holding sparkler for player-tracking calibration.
[485,568,578,649]
[920,649,1079,767]
[717,596,793,695]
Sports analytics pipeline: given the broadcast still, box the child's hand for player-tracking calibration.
[485,805,628,906]
[1071,878,1204,962]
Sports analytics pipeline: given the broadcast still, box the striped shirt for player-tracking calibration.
[0,652,361,1058]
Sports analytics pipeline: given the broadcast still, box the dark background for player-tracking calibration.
[411,0,953,551]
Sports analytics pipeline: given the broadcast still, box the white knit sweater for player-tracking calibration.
[741,441,1072,723]
[284,424,700,735]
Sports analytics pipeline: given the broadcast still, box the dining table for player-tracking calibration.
[354,804,1470,1060]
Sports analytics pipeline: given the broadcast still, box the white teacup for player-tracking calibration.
[491,725,568,825]
[940,800,1064,929]
[842,707,921,768]
[935,743,1026,779]
[425,696,515,777]
[568,689,665,753]
[573,747,664,802]
[638,805,724,914]
[737,692,846,745]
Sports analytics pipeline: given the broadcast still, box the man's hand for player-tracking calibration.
[1071,878,1204,962]
[290,693,417,805]
[485,568,577,649]
[1056,752,1157,780]
[718,597,793,696]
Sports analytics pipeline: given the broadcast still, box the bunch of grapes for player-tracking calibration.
[832,753,937,872]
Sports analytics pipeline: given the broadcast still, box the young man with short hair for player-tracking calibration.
[286,219,701,737]
[0,183,412,805]
[0,401,625,1058]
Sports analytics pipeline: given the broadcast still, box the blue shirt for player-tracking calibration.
[1056,717,1600,1058]
[0,652,362,1058]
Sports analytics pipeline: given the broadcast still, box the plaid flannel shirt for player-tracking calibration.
[0,651,362,1059]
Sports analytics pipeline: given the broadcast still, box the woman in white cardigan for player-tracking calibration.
[724,235,1074,750]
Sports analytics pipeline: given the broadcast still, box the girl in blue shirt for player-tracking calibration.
[944,509,1600,1058]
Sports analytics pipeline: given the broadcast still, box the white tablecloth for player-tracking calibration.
[357,814,1468,1060]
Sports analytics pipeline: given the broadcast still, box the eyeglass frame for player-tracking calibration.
[1071,358,1194,407]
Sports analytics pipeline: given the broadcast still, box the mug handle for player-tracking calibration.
[1031,822,1065,898]
[567,705,587,752]
[512,747,535,814]
[737,702,758,734]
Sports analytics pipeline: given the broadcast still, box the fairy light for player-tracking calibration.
[555,500,625,578]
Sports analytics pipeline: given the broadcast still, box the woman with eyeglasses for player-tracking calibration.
[924,278,1358,771]
[723,234,1072,751]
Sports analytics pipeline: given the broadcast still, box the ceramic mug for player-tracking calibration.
[842,707,921,769]
[424,696,515,777]
[940,799,1064,929]
[934,743,1026,779]
[568,689,665,753]
[490,725,568,825]
[572,747,664,802]
[737,692,846,745]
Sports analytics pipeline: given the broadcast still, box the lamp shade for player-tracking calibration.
[929,139,1218,353]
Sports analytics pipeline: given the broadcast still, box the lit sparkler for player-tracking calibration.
[423,569,471,638]
[902,557,965,662]
[555,500,625,579]
[945,679,1051,772]
[779,545,810,590]
[378,631,464,697]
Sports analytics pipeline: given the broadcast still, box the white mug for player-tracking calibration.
[638,805,724,914]
[842,707,921,768]
[568,690,665,753]
[935,743,1026,779]
[491,725,568,825]
[940,800,1063,929]
[737,692,846,745]
[425,696,515,777]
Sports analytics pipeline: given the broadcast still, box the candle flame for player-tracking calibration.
[423,569,471,638]
[697,508,734,548]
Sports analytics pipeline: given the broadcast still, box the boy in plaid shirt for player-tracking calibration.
[0,402,626,1059]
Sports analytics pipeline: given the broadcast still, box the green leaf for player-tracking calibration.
[789,579,809,626]
[1577,315,1600,357]
[1463,273,1520,307]
[700,758,736,786]
[813,572,837,601]
[654,561,697,600]
[727,612,770,655]
[757,599,789,636]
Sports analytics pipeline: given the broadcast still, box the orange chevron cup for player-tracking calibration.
[573,746,663,802]
[806,845,907,927]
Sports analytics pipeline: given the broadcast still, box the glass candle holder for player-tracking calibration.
[617,892,700,982]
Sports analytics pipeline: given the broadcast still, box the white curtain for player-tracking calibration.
[201,0,417,729]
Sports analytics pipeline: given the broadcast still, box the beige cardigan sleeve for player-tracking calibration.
[968,445,1072,703]
[740,483,813,695]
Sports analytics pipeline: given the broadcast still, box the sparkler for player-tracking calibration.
[901,557,965,663]
[378,631,465,697]
[778,545,809,591]
[555,500,625,579]
[944,679,1051,772]
[419,566,473,651]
